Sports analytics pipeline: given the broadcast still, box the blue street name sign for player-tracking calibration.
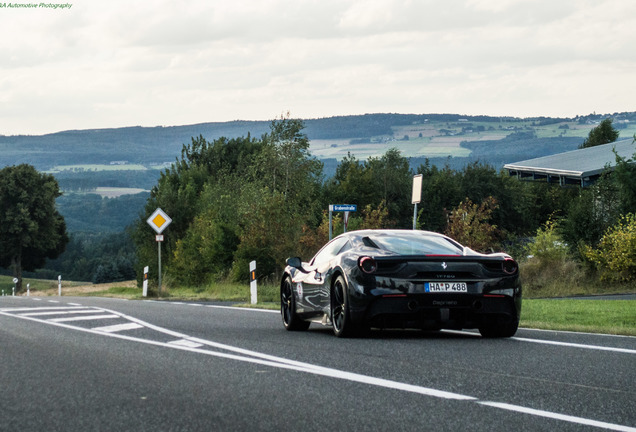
[330,204,357,212]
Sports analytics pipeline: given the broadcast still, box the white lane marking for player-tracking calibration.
[441,329,636,355]
[169,339,205,348]
[521,327,636,340]
[0,306,87,312]
[479,402,636,432]
[68,303,82,306]
[205,304,279,314]
[49,314,120,323]
[1,306,475,401]
[511,337,636,355]
[20,310,103,317]
[93,323,144,333]
[2,302,635,431]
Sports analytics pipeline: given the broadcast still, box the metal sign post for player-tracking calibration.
[412,174,423,230]
[328,204,357,240]
[147,208,172,296]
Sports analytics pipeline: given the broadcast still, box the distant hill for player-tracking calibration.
[3,111,634,238]
[2,112,634,178]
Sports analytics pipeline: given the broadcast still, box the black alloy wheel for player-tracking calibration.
[331,275,356,337]
[281,276,310,331]
[478,317,519,338]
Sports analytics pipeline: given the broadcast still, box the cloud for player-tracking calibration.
[0,0,634,135]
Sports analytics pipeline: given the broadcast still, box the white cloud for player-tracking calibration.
[0,0,634,135]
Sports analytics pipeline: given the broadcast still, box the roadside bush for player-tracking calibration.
[584,213,636,282]
[520,219,584,296]
[525,219,569,262]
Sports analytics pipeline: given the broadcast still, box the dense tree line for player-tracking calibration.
[56,192,150,232]
[29,231,137,283]
[132,117,636,290]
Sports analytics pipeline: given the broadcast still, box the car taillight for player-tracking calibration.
[503,258,518,275]
[359,256,377,274]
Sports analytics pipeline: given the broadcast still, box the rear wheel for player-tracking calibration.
[478,318,519,338]
[281,276,310,331]
[331,275,360,338]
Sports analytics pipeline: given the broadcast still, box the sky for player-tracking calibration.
[1,0,635,136]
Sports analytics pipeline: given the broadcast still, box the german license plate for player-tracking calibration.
[425,282,467,293]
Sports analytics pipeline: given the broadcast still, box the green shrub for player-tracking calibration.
[526,219,569,262]
[584,213,636,282]
[521,219,583,296]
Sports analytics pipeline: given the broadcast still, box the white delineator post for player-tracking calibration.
[58,275,62,296]
[142,266,149,297]
[249,260,257,305]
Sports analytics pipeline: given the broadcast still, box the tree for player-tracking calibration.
[612,145,636,213]
[579,118,619,149]
[444,197,501,252]
[0,164,69,292]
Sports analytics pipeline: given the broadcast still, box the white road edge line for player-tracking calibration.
[511,337,636,355]
[479,402,636,432]
[441,329,636,355]
[2,304,635,431]
[520,327,636,339]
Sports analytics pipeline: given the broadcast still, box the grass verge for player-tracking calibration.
[520,299,636,336]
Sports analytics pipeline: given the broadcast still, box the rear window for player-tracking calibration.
[368,233,463,256]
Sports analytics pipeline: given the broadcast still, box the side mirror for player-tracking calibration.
[286,257,309,273]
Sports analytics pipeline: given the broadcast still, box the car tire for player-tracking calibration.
[478,318,519,338]
[331,275,360,338]
[281,276,310,331]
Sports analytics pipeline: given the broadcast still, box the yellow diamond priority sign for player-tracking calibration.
[147,208,172,234]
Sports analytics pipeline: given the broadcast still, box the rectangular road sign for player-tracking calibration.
[330,204,357,212]
[412,174,423,204]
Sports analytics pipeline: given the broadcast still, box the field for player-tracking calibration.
[48,164,148,173]
[93,187,149,198]
[310,119,636,160]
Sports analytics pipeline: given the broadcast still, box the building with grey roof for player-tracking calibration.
[503,138,635,187]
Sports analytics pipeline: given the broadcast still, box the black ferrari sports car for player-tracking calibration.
[281,229,521,338]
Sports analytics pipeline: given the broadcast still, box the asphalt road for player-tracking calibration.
[1,296,635,432]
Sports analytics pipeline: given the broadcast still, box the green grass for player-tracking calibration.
[521,299,636,336]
